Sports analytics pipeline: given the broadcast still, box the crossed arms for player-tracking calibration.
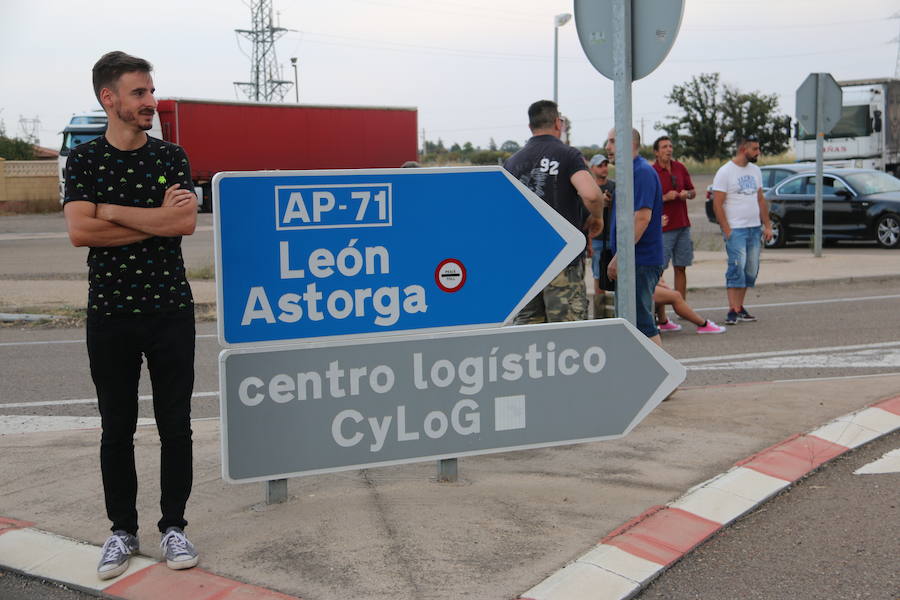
[64,184,197,247]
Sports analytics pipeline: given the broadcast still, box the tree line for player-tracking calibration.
[421,72,791,165]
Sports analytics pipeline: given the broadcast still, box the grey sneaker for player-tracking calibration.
[160,527,199,570]
[97,530,139,580]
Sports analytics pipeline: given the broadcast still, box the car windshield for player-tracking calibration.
[845,171,900,195]
[59,131,104,156]
[797,105,871,140]
[69,115,107,125]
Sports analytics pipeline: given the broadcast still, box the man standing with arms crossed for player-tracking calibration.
[711,135,773,325]
[63,51,200,580]
[605,128,665,346]
[651,136,696,331]
[504,100,605,323]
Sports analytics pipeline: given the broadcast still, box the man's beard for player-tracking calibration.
[748,155,758,163]
[116,108,154,131]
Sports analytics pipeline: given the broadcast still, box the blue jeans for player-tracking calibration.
[590,238,610,280]
[724,226,761,288]
[635,264,664,338]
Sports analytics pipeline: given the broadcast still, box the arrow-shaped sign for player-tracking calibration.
[213,167,585,346]
[219,319,685,483]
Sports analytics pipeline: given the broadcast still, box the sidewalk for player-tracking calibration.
[3,247,899,312]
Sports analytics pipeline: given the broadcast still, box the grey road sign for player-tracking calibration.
[219,319,685,483]
[796,73,843,258]
[574,0,684,81]
[574,0,683,325]
[796,73,842,135]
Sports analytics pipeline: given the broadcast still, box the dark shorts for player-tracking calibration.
[662,226,693,268]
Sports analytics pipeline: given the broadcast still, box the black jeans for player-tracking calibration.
[86,310,195,535]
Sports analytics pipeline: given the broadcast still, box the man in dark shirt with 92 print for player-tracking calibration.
[63,50,200,581]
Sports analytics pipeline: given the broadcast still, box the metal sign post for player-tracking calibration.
[815,75,826,257]
[612,0,636,324]
[574,0,684,325]
[796,73,842,257]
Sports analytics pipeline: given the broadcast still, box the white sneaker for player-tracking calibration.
[160,527,199,570]
[97,531,139,580]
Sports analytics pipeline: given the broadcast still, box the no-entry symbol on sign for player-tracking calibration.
[435,259,466,293]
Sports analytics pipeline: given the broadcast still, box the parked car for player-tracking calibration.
[764,168,900,248]
[705,163,814,223]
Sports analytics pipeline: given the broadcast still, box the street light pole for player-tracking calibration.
[553,13,572,104]
[290,57,299,103]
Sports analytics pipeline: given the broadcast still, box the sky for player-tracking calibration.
[1,0,898,153]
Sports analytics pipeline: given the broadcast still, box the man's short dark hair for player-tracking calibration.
[528,100,560,131]
[653,135,671,152]
[736,134,760,149]
[92,51,153,105]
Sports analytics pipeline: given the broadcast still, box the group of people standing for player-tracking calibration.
[504,99,774,344]
[62,56,772,584]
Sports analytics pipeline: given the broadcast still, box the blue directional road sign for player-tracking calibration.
[213,167,585,346]
[219,319,686,482]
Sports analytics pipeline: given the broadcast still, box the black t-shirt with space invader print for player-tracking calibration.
[63,135,194,316]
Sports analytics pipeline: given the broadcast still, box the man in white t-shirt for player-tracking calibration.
[711,136,773,325]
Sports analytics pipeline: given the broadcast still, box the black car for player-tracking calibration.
[704,163,813,223]
[765,168,900,248]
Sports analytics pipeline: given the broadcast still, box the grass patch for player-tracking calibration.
[0,198,63,215]
[0,303,218,329]
[680,152,797,175]
[0,306,86,329]
[187,264,215,280]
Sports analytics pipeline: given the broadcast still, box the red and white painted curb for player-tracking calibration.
[0,518,298,599]
[520,395,900,600]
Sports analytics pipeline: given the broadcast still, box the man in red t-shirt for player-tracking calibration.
[652,136,696,331]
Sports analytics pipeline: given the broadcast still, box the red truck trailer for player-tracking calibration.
[154,98,418,210]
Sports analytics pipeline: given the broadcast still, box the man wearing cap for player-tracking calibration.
[651,136,696,332]
[588,154,615,303]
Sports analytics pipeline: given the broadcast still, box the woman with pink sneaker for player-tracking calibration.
[654,280,726,334]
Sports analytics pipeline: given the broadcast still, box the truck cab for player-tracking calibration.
[58,111,108,202]
[58,110,169,204]
[794,79,899,176]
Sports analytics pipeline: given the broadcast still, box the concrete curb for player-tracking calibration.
[519,395,900,600]
[0,519,299,599]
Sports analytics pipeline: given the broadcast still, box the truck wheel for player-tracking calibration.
[200,184,213,213]
[765,216,786,248]
[875,213,900,249]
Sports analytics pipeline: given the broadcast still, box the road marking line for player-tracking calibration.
[854,448,900,475]
[687,348,900,371]
[2,295,897,348]
[2,391,219,409]
[692,293,900,312]
[0,415,219,435]
[0,333,218,347]
[680,341,900,364]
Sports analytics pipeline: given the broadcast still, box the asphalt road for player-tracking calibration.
[636,429,900,600]
[0,569,95,600]
[3,278,898,420]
